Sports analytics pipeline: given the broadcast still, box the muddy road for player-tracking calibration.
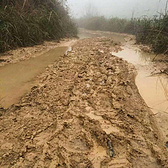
[0,40,75,108]
[79,28,168,141]
[0,30,168,167]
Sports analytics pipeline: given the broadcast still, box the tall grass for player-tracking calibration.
[0,0,77,53]
[135,15,168,54]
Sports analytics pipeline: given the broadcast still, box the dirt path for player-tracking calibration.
[0,37,168,167]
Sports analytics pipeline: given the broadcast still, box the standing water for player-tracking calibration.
[113,44,168,139]
[113,45,168,115]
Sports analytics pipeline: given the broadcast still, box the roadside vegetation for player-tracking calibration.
[77,14,168,54]
[0,0,77,53]
[135,14,168,54]
[77,16,135,34]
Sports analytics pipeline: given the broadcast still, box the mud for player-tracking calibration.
[0,39,76,108]
[0,39,74,67]
[78,29,168,148]
[0,37,168,168]
[0,46,68,108]
[112,40,168,143]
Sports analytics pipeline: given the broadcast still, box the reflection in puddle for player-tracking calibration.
[65,46,72,55]
[136,70,168,114]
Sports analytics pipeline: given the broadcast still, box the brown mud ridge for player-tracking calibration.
[0,38,168,168]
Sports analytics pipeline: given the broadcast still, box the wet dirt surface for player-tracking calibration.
[78,28,128,44]
[80,29,168,143]
[112,41,168,141]
[0,39,74,67]
[0,36,168,167]
[0,46,68,108]
[112,45,168,116]
[0,40,76,108]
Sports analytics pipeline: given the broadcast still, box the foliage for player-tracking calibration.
[77,15,168,54]
[135,15,168,54]
[77,16,135,34]
[0,0,77,52]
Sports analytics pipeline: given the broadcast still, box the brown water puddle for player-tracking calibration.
[113,45,168,139]
[113,45,168,115]
[0,46,68,108]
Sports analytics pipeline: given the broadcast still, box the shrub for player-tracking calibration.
[0,0,77,52]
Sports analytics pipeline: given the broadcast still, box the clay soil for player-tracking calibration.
[0,37,168,168]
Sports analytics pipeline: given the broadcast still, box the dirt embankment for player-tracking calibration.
[0,38,168,168]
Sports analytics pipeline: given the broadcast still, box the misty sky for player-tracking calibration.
[67,0,168,18]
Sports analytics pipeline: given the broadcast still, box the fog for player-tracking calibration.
[67,0,168,18]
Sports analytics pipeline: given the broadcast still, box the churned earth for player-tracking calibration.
[0,37,168,168]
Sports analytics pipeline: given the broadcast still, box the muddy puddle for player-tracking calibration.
[113,45,168,114]
[0,46,68,108]
[114,45,168,140]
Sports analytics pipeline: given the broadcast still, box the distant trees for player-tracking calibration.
[77,16,135,34]
[77,13,168,54]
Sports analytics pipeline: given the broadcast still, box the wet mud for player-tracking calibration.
[0,47,68,108]
[0,39,74,67]
[0,37,168,167]
[112,40,168,143]
[80,28,168,147]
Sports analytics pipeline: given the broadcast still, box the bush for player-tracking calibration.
[135,15,168,54]
[0,0,77,52]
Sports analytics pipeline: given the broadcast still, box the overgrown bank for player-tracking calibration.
[0,0,77,53]
[77,15,168,55]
